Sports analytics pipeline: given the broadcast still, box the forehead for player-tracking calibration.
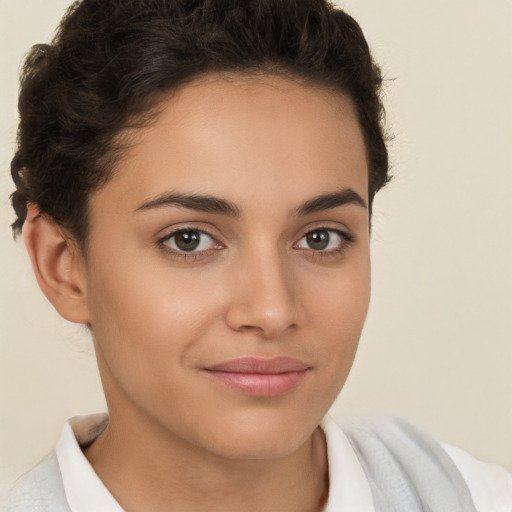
[91,74,368,219]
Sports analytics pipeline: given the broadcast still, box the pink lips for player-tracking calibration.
[203,357,310,397]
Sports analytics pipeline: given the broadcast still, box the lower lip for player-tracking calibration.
[204,370,309,397]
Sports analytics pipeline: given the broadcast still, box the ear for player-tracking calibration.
[23,204,90,324]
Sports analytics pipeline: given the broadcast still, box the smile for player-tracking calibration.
[203,357,311,397]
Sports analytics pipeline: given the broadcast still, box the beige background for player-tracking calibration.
[1,0,511,490]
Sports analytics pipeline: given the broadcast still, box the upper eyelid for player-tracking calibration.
[161,228,215,241]
[157,224,220,243]
[295,227,353,245]
[296,224,353,241]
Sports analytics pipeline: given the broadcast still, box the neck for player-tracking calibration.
[83,406,329,512]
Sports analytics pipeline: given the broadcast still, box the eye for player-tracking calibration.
[161,229,219,253]
[295,228,352,252]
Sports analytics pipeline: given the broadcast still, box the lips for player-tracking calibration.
[207,356,310,374]
[203,357,311,397]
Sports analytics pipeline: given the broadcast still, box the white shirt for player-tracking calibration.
[55,413,512,512]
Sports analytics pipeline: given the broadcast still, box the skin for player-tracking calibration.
[24,74,371,512]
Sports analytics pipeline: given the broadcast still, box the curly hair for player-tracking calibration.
[11,0,389,247]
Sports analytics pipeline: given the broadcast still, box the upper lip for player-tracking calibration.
[205,357,311,374]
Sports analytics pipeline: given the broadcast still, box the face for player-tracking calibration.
[80,74,371,460]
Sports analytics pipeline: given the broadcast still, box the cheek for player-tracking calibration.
[84,258,229,422]
[307,253,371,376]
[310,254,371,331]
[84,250,223,373]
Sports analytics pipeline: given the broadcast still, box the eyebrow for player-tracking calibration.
[295,188,367,216]
[135,192,241,217]
[135,187,366,217]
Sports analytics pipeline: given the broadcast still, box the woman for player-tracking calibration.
[4,0,511,510]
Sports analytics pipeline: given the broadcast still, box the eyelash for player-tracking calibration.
[157,226,354,261]
[157,228,222,261]
[294,227,355,259]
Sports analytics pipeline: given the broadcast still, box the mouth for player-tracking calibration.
[203,357,311,397]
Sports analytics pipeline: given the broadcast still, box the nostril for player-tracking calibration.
[225,303,298,339]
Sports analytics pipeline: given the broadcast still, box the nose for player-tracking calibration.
[224,248,300,339]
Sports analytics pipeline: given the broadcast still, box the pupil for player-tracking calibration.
[176,231,200,251]
[307,230,329,250]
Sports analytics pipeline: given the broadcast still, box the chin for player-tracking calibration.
[195,409,320,461]
[212,433,308,461]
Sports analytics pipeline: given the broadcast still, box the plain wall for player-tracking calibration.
[1,0,511,489]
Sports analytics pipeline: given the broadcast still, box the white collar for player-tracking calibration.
[56,413,124,512]
[321,414,374,511]
[56,413,375,511]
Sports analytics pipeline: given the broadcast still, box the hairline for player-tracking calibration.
[72,68,374,255]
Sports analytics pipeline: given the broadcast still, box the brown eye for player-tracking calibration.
[175,230,201,251]
[305,229,330,250]
[295,228,351,252]
[162,229,217,253]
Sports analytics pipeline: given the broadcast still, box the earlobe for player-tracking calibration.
[23,204,90,324]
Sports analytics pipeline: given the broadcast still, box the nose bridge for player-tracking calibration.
[225,241,298,338]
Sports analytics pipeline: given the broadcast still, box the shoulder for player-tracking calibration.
[441,442,512,512]
[331,415,512,511]
[2,451,71,512]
